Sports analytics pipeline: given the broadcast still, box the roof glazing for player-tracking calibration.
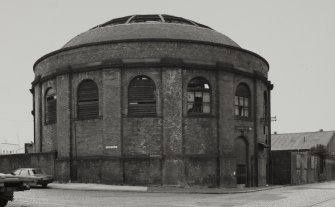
[92,14,212,30]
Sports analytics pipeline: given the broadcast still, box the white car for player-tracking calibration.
[12,168,53,188]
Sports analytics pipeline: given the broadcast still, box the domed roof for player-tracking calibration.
[63,14,240,48]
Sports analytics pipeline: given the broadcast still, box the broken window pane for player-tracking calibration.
[195,91,202,98]
[187,77,211,115]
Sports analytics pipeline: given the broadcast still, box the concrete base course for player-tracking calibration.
[48,182,282,194]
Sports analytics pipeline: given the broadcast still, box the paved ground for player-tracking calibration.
[7,181,335,207]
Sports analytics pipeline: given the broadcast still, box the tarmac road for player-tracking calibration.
[7,181,335,207]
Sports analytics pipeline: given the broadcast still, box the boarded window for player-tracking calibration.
[45,88,56,124]
[235,83,250,118]
[77,80,99,119]
[128,76,156,116]
[187,77,211,115]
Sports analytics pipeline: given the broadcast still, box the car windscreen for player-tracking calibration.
[31,169,45,174]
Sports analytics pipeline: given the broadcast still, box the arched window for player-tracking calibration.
[128,76,156,116]
[77,80,99,119]
[235,83,250,118]
[187,77,211,114]
[45,88,57,124]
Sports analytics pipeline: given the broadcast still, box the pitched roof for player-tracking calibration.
[271,131,335,151]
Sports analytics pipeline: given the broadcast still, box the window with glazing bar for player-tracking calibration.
[187,77,211,115]
[234,84,250,118]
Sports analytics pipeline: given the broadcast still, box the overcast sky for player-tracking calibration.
[0,0,334,145]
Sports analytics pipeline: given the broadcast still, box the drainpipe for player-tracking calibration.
[68,70,76,181]
[30,88,35,153]
[268,84,273,184]
[38,76,43,153]
[253,73,258,187]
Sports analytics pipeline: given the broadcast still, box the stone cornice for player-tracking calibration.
[31,58,273,90]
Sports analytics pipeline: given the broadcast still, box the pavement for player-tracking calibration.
[48,182,283,194]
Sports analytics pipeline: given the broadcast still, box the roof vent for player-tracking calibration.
[274,131,277,134]
[319,129,324,132]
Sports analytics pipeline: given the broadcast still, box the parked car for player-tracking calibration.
[11,168,53,188]
[0,173,34,207]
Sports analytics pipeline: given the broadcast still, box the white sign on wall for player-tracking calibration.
[105,146,118,149]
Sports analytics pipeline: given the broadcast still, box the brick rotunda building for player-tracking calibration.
[32,14,273,187]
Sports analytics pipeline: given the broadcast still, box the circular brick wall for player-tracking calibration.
[32,15,272,187]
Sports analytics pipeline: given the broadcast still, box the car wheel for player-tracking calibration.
[42,184,48,188]
[0,198,8,207]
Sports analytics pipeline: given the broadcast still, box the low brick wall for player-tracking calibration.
[0,151,56,176]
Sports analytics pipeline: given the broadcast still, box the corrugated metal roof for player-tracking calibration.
[271,131,335,151]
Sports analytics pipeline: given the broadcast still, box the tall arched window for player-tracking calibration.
[45,88,57,124]
[128,76,156,116]
[235,83,250,118]
[77,79,99,119]
[187,77,211,114]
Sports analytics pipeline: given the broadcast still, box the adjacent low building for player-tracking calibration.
[31,14,273,187]
[271,130,335,184]
[0,142,23,155]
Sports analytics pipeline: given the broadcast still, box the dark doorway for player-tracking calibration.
[235,137,248,185]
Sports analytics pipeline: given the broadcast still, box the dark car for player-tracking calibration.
[12,168,53,188]
[0,173,34,207]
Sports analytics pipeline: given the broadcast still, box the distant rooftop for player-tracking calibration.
[0,142,20,146]
[272,130,335,151]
